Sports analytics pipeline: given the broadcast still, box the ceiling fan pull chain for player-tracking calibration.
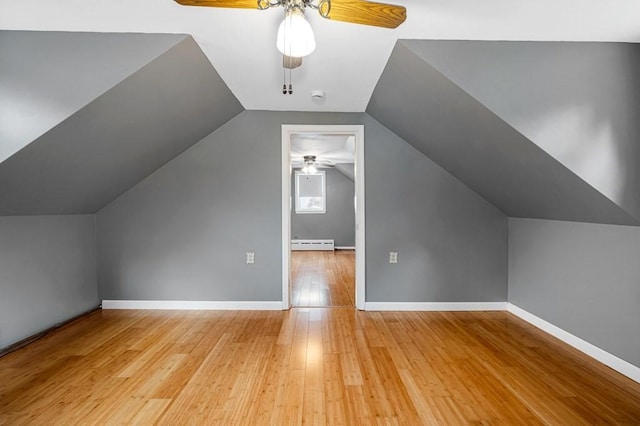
[282,11,287,95]
[283,66,287,94]
[288,68,293,94]
[281,9,292,95]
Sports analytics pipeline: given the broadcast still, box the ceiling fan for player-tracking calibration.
[174,0,406,93]
[292,155,336,173]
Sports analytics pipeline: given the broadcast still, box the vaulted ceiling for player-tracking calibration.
[402,40,640,221]
[0,32,242,215]
[0,31,187,163]
[367,40,640,225]
[2,4,640,225]
[2,0,640,112]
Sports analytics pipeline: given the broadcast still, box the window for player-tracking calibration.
[295,171,326,214]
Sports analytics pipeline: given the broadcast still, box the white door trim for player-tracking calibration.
[281,124,365,310]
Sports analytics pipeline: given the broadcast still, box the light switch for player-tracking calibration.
[246,252,255,264]
[389,252,398,264]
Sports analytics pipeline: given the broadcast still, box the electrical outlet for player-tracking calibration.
[246,252,255,264]
[389,252,398,264]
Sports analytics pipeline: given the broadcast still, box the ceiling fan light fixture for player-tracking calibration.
[302,155,318,174]
[276,7,316,58]
[302,164,318,174]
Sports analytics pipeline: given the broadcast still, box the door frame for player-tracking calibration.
[281,124,365,310]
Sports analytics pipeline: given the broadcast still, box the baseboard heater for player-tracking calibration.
[291,239,335,251]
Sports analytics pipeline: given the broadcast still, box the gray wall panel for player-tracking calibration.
[0,31,186,162]
[363,115,508,302]
[0,36,243,215]
[291,168,355,247]
[405,40,640,221]
[0,215,98,348]
[334,163,355,181]
[98,111,508,304]
[367,42,638,226]
[97,111,287,301]
[509,218,640,368]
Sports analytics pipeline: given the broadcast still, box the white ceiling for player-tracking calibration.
[2,0,640,112]
[291,133,355,165]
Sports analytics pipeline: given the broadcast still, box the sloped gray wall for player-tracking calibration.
[509,218,640,368]
[404,40,640,222]
[97,111,508,303]
[291,168,355,247]
[0,31,187,162]
[367,42,638,226]
[364,114,507,302]
[0,36,243,215]
[0,215,98,349]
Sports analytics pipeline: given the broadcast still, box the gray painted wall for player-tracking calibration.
[0,36,243,216]
[97,111,286,302]
[509,218,640,368]
[291,168,355,247]
[367,42,638,226]
[98,110,508,304]
[0,215,98,349]
[364,114,507,302]
[334,163,355,181]
[0,31,187,162]
[405,40,640,221]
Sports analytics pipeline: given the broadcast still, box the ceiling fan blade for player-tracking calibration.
[174,0,259,9]
[323,0,406,29]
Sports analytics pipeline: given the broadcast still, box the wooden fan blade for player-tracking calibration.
[175,0,259,10]
[324,0,406,29]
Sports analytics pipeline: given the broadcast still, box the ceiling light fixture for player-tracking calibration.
[175,0,407,95]
[277,7,316,58]
[301,155,318,174]
[277,0,319,95]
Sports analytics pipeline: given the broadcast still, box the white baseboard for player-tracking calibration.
[102,300,283,311]
[364,302,508,311]
[508,303,640,384]
[291,239,335,251]
[335,246,356,250]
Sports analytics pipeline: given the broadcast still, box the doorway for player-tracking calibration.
[281,125,365,310]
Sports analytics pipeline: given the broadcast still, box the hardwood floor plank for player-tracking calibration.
[251,344,290,424]
[322,353,349,424]
[1,308,640,424]
[291,250,354,307]
[130,398,172,424]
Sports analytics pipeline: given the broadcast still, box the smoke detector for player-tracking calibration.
[311,90,326,103]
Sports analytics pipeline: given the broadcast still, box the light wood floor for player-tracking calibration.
[291,250,355,307]
[1,309,640,424]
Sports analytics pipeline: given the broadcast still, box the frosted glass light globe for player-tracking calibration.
[276,8,316,58]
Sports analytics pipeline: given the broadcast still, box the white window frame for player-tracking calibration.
[294,170,326,214]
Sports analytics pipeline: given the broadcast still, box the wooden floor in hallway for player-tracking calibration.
[291,250,355,307]
[1,308,640,425]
